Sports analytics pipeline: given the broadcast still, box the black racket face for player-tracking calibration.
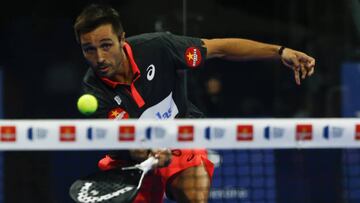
[70,169,144,203]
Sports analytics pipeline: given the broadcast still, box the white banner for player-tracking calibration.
[0,118,358,150]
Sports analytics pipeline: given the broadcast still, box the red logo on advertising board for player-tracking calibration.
[185,47,202,68]
[237,125,253,141]
[0,126,16,142]
[119,126,135,141]
[296,124,312,141]
[178,126,194,141]
[355,125,360,140]
[60,126,76,142]
[108,108,129,120]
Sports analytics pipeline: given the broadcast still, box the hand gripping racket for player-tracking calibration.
[69,157,158,203]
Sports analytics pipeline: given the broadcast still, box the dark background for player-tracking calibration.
[1,0,360,202]
[1,0,359,119]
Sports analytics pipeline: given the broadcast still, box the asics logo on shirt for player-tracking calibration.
[146,64,155,81]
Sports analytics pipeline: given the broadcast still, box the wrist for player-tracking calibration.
[278,46,286,57]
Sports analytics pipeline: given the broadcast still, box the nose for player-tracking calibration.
[96,50,106,64]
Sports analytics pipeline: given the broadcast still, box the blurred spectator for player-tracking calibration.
[203,76,227,117]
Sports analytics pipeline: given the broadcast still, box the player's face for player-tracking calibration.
[80,24,125,79]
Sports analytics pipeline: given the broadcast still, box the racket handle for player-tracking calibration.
[139,156,159,173]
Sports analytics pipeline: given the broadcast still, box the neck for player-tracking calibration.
[113,51,133,84]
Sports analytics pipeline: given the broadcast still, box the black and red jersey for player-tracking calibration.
[82,32,207,119]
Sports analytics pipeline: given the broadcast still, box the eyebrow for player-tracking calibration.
[81,38,114,47]
[81,43,93,47]
[100,38,114,43]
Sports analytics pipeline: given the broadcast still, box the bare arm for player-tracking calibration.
[202,38,281,60]
[202,38,316,85]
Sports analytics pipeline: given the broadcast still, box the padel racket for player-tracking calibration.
[69,157,158,203]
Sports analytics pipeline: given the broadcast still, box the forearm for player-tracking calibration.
[203,38,282,60]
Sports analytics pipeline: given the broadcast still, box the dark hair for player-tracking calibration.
[74,4,124,43]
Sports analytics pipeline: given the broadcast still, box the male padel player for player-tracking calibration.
[74,4,315,203]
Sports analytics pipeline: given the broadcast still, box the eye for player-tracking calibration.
[83,46,96,54]
[101,43,113,51]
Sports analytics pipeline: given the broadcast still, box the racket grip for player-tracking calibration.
[139,156,159,173]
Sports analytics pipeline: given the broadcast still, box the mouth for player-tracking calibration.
[98,66,110,73]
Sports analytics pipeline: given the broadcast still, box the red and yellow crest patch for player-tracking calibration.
[185,47,202,68]
[108,107,129,119]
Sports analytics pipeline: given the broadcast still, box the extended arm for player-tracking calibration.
[202,38,315,85]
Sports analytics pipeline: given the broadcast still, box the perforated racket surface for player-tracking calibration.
[69,157,158,203]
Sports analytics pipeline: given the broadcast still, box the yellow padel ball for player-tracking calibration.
[77,94,98,115]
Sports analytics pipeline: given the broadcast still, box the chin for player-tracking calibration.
[95,71,107,78]
[105,72,116,79]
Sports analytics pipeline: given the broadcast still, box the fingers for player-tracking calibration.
[301,63,307,79]
[284,51,315,85]
[151,148,172,167]
[299,53,315,74]
[306,56,316,67]
[306,58,315,76]
[308,66,315,76]
[288,56,302,85]
[294,69,301,85]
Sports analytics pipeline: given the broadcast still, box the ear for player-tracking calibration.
[119,32,126,47]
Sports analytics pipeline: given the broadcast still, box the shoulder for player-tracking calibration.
[126,32,172,45]
[126,32,198,47]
